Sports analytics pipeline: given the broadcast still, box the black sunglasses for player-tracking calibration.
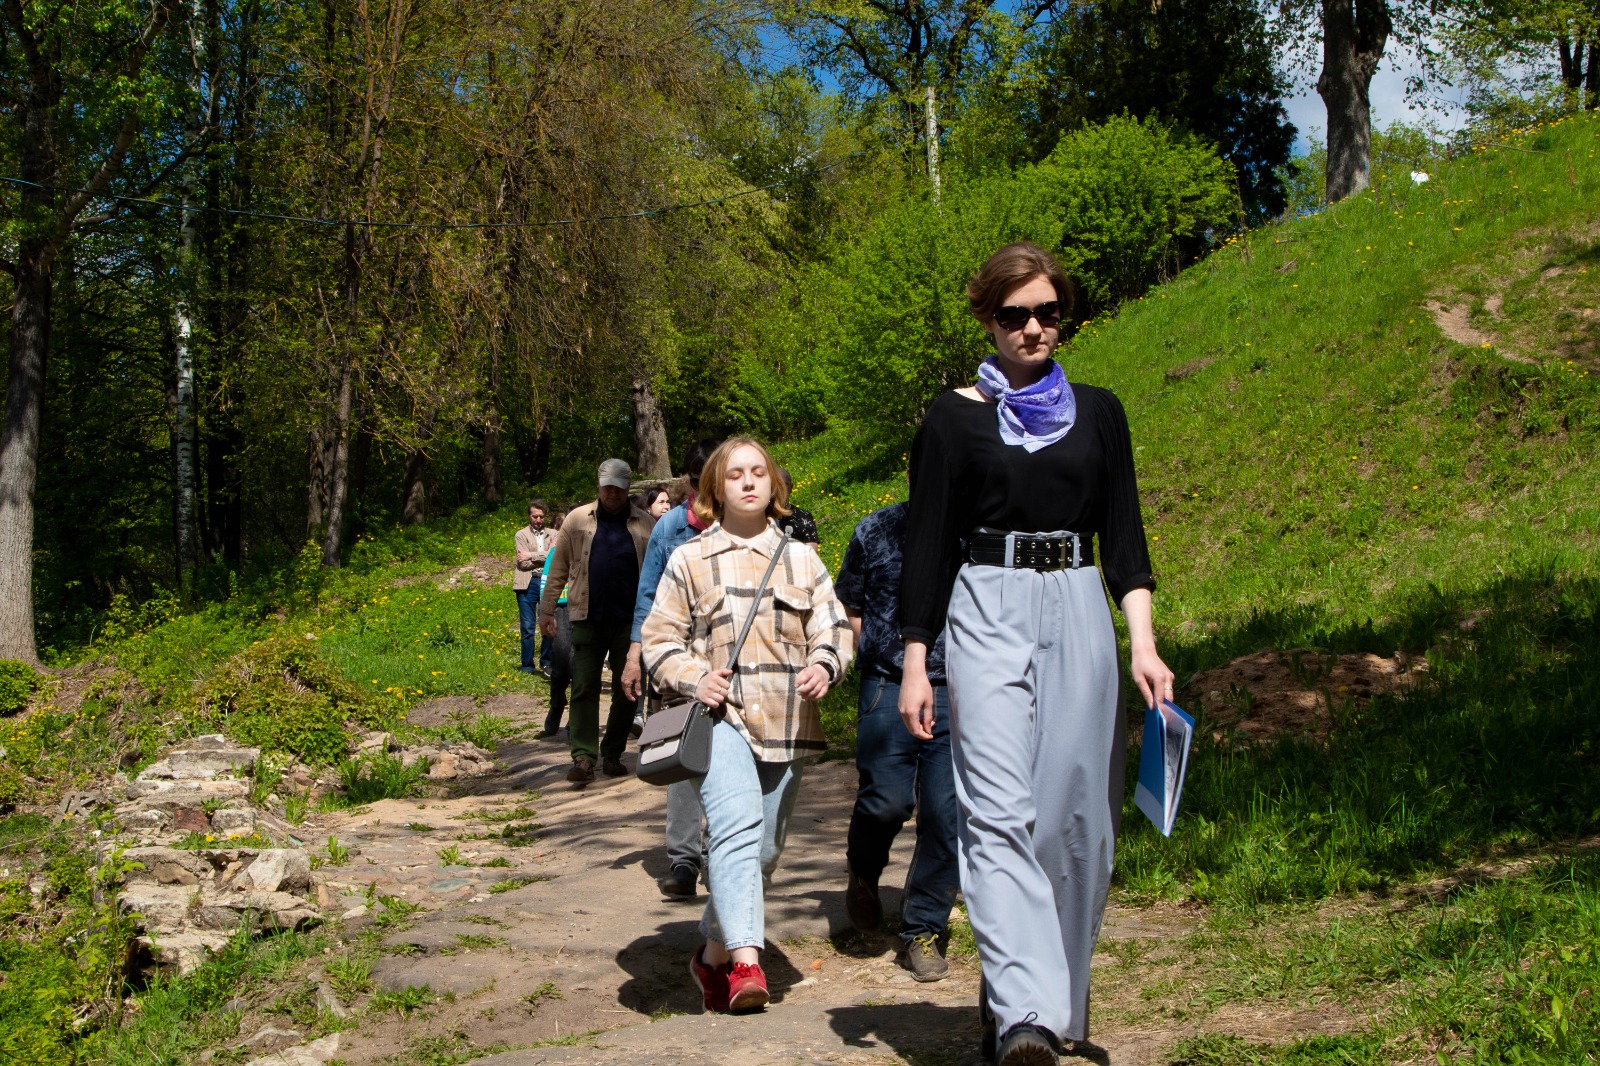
[992,301,1063,332]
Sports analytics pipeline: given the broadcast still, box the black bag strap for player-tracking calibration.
[725,529,791,672]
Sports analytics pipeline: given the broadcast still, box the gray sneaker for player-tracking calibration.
[898,933,949,982]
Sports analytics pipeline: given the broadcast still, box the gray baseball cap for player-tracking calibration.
[597,458,632,489]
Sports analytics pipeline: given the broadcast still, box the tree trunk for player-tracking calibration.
[1587,35,1599,110]
[307,429,329,539]
[320,360,355,566]
[402,447,428,525]
[1559,34,1583,91]
[1316,0,1390,203]
[172,212,200,593]
[631,370,672,479]
[206,419,243,569]
[481,344,504,504]
[924,84,942,205]
[531,421,551,482]
[0,247,50,663]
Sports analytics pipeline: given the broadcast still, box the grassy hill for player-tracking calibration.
[3,113,1599,1063]
[784,113,1599,629]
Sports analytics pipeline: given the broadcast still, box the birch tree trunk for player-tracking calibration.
[172,208,200,592]
[307,430,330,539]
[924,84,942,204]
[1317,0,1390,203]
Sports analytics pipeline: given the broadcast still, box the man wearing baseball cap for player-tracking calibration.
[540,458,657,783]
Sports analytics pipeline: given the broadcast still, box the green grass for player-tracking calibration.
[86,930,328,1066]
[323,950,374,1003]
[326,750,431,807]
[1157,853,1600,1063]
[3,113,1597,1066]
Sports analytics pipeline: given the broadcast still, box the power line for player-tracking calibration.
[0,153,862,231]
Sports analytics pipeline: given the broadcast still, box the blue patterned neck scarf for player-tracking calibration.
[974,356,1076,452]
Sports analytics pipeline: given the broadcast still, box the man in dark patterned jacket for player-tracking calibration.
[835,499,959,982]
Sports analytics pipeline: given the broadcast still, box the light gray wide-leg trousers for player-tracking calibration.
[945,562,1125,1042]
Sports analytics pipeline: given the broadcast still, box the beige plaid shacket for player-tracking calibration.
[640,521,853,761]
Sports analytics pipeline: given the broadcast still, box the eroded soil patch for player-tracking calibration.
[1185,648,1426,743]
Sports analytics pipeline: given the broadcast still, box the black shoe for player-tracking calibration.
[845,869,882,933]
[980,975,998,1063]
[658,862,699,899]
[536,727,561,740]
[601,756,628,777]
[997,1021,1060,1066]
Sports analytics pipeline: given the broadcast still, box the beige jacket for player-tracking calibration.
[538,500,654,623]
[640,521,853,761]
[512,526,555,591]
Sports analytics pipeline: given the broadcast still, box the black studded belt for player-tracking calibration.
[963,528,1095,571]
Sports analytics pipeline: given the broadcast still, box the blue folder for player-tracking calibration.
[1134,699,1195,837]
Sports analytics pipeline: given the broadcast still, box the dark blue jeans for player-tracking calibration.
[846,674,960,942]
[516,583,541,668]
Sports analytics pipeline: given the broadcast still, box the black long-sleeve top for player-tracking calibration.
[899,384,1156,644]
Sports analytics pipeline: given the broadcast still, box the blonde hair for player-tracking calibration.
[693,437,792,525]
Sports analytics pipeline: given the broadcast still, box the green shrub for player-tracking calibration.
[1036,113,1239,305]
[804,171,1060,432]
[191,637,396,764]
[734,115,1239,432]
[0,659,38,716]
[330,749,429,806]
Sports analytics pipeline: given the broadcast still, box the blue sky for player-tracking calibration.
[756,18,1475,158]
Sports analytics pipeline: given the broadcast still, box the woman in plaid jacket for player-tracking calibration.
[641,437,853,1014]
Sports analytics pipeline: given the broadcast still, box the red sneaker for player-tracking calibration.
[689,945,730,1012]
[727,961,770,1012]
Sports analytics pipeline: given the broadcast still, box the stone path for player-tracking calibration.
[200,672,1369,1062]
[292,699,1228,1066]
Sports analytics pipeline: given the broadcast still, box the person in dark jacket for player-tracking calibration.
[540,459,655,784]
[836,495,959,982]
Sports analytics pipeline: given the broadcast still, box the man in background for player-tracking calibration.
[541,460,655,784]
[513,499,554,675]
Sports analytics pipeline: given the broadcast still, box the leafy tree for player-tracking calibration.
[773,0,1060,186]
[1037,115,1239,306]
[755,115,1239,432]
[1026,0,1296,219]
[1442,0,1600,114]
[0,0,184,662]
[1272,0,1437,203]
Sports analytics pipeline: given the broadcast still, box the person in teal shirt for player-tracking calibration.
[538,521,572,739]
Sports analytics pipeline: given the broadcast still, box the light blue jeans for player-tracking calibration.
[691,719,803,951]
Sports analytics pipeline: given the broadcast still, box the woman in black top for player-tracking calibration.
[898,242,1173,1065]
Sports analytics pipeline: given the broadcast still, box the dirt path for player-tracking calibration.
[280,697,1301,1066]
